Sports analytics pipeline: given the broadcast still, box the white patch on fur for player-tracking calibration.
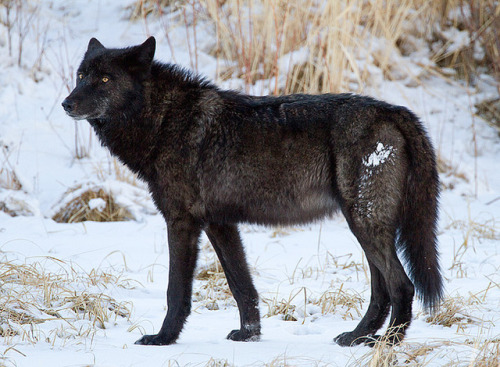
[355,142,395,218]
[363,142,394,167]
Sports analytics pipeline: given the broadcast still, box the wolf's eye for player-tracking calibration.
[78,73,83,80]
[102,76,109,83]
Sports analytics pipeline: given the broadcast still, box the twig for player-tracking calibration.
[485,196,500,206]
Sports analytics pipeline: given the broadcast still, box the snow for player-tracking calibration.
[88,197,106,211]
[362,143,394,168]
[0,1,499,366]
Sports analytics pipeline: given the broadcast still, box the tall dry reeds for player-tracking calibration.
[201,0,467,94]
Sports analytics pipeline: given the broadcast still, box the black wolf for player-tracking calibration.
[62,37,443,346]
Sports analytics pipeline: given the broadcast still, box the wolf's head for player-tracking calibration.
[62,37,156,122]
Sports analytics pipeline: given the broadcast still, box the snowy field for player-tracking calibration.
[0,1,499,366]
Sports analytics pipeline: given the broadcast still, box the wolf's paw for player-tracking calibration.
[361,335,383,347]
[334,331,372,347]
[226,328,261,342]
[134,333,176,346]
[367,331,404,346]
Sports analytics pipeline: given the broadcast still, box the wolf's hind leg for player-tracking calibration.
[341,205,415,346]
[335,134,414,346]
[335,220,414,346]
[334,260,391,346]
[205,223,261,341]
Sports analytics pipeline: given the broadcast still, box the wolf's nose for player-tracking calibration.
[62,98,74,113]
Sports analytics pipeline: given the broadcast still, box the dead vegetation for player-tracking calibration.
[193,242,234,310]
[314,285,364,319]
[350,337,500,367]
[0,254,136,345]
[198,0,499,96]
[262,283,364,322]
[446,205,499,248]
[52,185,134,223]
[425,296,484,330]
[475,97,500,131]
[203,0,427,94]
[432,0,500,86]
[262,293,299,321]
[0,145,22,191]
[127,0,179,20]
[437,156,469,191]
[0,143,41,217]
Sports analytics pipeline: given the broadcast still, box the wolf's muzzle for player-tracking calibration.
[61,98,74,114]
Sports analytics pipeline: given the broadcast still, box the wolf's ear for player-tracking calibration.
[87,38,105,53]
[124,37,156,75]
[137,36,156,65]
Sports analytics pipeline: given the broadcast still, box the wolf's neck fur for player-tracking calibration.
[91,62,220,182]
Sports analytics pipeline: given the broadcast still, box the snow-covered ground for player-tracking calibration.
[0,1,499,366]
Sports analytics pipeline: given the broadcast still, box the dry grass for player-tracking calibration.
[285,252,367,286]
[425,296,483,331]
[351,337,500,367]
[193,242,233,310]
[312,284,364,320]
[262,292,299,321]
[127,0,179,20]
[0,145,22,191]
[0,254,135,345]
[444,204,499,278]
[0,144,39,217]
[449,214,499,243]
[270,226,304,238]
[262,283,364,322]
[433,0,500,86]
[350,338,442,367]
[131,0,498,98]
[200,0,473,94]
[203,357,234,367]
[471,338,500,367]
[52,184,134,223]
[94,158,141,188]
[263,354,332,367]
[475,97,500,130]
[437,156,469,190]
[446,205,499,253]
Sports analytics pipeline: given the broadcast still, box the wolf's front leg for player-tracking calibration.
[205,223,261,341]
[135,217,201,346]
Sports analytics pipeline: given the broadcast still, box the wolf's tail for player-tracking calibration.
[394,108,443,314]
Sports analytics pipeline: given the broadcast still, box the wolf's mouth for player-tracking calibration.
[62,106,103,121]
[62,98,103,121]
[65,111,90,120]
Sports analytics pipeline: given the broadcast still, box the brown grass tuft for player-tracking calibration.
[195,257,224,281]
[127,0,178,20]
[425,296,484,330]
[262,295,298,321]
[64,292,131,329]
[312,284,364,320]
[475,97,500,130]
[52,185,133,223]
